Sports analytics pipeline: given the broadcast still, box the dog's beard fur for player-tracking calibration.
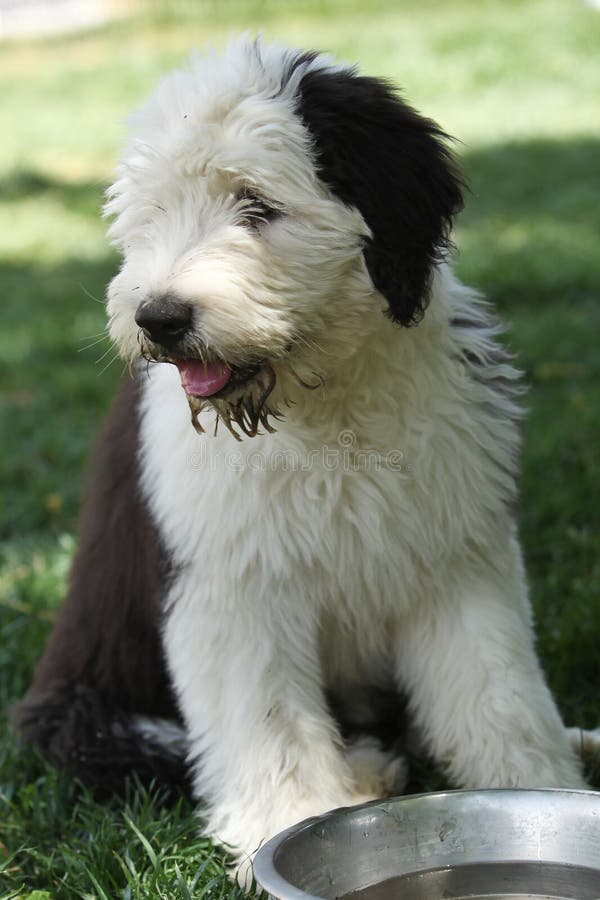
[136,329,324,441]
[190,363,279,441]
[203,365,325,441]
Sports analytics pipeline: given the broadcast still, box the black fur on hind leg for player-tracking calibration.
[16,683,190,798]
[15,377,189,798]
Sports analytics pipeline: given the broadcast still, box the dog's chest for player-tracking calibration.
[138,367,437,617]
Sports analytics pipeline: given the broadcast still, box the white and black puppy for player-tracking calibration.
[19,36,594,882]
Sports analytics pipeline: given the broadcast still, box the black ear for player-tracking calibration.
[296,67,465,325]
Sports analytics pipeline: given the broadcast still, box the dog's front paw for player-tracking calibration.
[214,787,385,890]
[345,735,408,798]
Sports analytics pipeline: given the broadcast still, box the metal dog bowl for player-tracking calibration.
[253,789,600,899]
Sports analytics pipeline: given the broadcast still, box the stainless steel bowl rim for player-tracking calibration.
[252,787,600,900]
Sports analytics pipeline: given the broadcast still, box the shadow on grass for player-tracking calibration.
[463,137,600,223]
[457,136,600,308]
[0,168,107,217]
[455,139,600,730]
[0,253,121,540]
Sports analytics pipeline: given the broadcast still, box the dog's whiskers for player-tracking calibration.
[79,334,109,353]
[97,349,121,376]
[78,283,106,306]
[94,343,118,367]
[80,329,108,340]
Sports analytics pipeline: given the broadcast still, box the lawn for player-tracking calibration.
[1,0,599,896]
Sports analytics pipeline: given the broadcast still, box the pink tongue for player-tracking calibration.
[175,359,232,397]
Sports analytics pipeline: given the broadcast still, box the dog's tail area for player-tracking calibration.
[16,685,189,796]
[15,377,190,797]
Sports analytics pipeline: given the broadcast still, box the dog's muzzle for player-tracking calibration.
[134,294,267,401]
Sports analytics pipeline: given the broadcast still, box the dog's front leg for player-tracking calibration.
[163,580,368,882]
[396,533,586,790]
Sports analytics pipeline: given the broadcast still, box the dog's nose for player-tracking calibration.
[135,297,193,349]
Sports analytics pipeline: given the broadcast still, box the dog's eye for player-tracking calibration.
[236,190,281,230]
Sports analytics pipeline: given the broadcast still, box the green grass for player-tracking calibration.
[1,0,599,895]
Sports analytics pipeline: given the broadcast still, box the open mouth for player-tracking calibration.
[167,355,278,441]
[173,358,262,399]
[161,353,321,441]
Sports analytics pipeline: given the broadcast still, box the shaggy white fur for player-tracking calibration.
[104,37,588,884]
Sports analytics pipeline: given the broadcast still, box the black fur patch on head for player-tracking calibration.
[296,66,465,325]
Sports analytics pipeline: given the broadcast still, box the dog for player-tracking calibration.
[18,36,596,884]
